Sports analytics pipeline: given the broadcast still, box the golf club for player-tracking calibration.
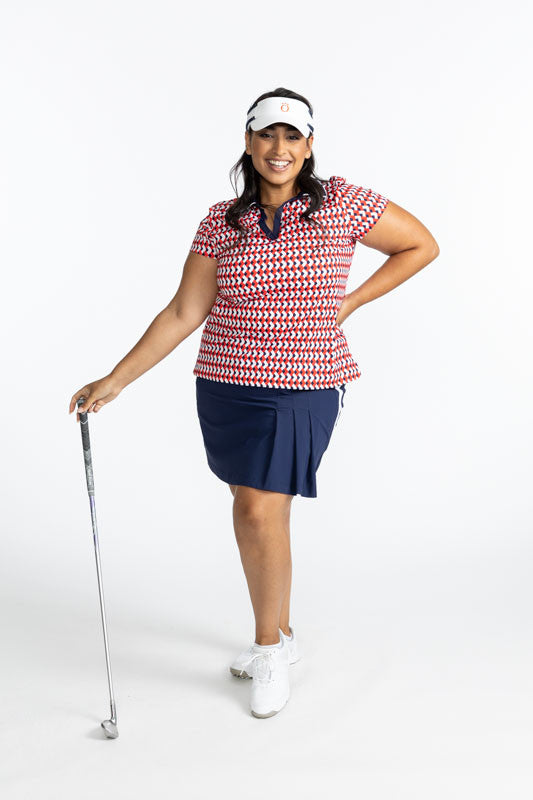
[77,396,119,739]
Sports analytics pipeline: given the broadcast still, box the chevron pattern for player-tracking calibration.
[189,175,389,389]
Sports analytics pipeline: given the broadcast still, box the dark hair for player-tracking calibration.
[223,87,327,251]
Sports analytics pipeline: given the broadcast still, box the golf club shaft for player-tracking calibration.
[78,397,117,726]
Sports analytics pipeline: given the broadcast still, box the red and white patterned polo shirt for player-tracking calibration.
[189,175,388,389]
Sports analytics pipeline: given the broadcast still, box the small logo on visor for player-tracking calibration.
[281,102,289,112]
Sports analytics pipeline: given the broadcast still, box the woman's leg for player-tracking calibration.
[228,484,293,645]
[230,484,293,637]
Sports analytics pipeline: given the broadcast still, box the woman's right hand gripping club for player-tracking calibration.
[69,375,124,423]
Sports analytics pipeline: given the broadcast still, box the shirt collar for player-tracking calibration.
[247,189,310,210]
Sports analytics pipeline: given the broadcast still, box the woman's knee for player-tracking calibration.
[232,485,292,529]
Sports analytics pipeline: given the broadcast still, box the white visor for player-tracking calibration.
[246,96,314,138]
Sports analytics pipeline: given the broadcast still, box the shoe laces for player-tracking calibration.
[248,648,279,683]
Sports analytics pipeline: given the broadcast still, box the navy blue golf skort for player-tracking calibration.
[195,377,346,498]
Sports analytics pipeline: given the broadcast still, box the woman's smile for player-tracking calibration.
[265,159,292,172]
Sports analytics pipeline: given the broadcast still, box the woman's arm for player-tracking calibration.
[336,200,440,325]
[69,251,219,417]
[109,250,219,389]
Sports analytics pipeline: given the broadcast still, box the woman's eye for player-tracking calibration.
[259,132,300,140]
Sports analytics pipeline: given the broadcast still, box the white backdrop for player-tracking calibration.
[1,0,531,797]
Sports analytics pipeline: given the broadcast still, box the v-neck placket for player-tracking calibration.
[252,191,307,241]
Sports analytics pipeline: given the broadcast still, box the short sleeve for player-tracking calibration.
[189,204,222,259]
[333,176,389,241]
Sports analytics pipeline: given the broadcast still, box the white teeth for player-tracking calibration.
[268,160,290,166]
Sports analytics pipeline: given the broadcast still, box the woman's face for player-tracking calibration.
[245,123,313,188]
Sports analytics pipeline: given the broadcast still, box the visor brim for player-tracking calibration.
[247,114,312,138]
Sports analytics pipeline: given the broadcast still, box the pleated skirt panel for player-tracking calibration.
[195,377,347,498]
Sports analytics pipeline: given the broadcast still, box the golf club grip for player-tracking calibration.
[77,397,95,495]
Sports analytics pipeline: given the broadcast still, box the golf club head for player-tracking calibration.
[101,720,119,739]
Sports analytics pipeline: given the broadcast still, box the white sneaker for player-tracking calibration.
[230,626,301,679]
[248,636,290,718]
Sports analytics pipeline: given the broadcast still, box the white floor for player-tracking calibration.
[2,536,532,799]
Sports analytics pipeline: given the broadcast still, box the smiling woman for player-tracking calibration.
[69,85,439,722]
[186,86,438,717]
